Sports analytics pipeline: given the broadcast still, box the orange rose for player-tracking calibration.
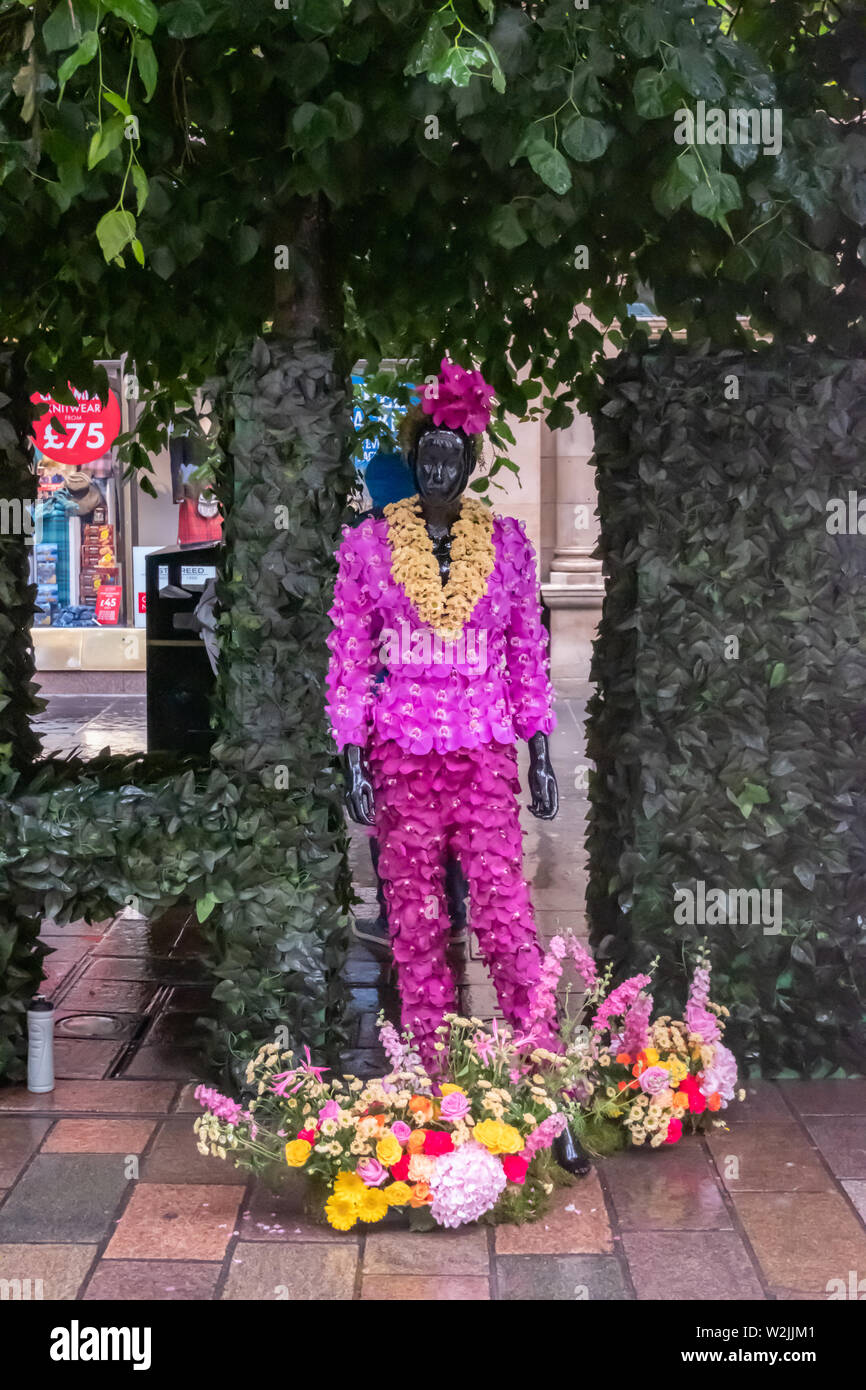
[616,1053,632,1065]
[409,1181,433,1207]
[672,1091,689,1110]
[409,1096,434,1122]
[707,1092,722,1112]
[408,1128,428,1153]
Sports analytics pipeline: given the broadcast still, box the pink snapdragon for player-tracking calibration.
[520,1112,567,1159]
[592,974,652,1036]
[685,962,721,1044]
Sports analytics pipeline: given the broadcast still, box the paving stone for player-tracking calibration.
[83,957,201,982]
[705,1124,835,1192]
[122,1046,202,1081]
[495,1174,612,1255]
[364,1227,489,1274]
[42,918,109,936]
[40,935,98,960]
[53,1040,121,1080]
[82,1259,222,1300]
[94,919,181,957]
[41,1119,156,1154]
[105,1183,243,1261]
[0,1081,178,1114]
[59,978,157,1013]
[778,1080,866,1116]
[734,1081,792,1124]
[240,1180,360,1243]
[600,1142,731,1230]
[361,1274,489,1300]
[0,1243,97,1300]
[221,1241,357,1300]
[0,1155,131,1243]
[842,1180,866,1224]
[144,1011,206,1044]
[163,984,213,1012]
[0,1118,50,1185]
[496,1254,631,1301]
[733,1190,866,1298]
[141,1118,247,1184]
[803,1118,866,1179]
[622,1230,765,1301]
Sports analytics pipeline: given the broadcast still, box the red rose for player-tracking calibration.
[297,1127,317,1145]
[424,1131,454,1157]
[390,1154,410,1181]
[502,1154,530,1185]
[679,1074,706,1114]
[664,1117,683,1144]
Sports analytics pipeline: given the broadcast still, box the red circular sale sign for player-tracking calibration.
[30,385,121,467]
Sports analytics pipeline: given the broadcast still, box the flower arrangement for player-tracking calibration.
[193,941,743,1229]
[195,1015,573,1232]
[384,493,495,640]
[525,941,745,1156]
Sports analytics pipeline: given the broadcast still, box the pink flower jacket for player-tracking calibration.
[325,513,555,756]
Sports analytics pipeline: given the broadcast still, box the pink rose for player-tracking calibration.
[318,1099,340,1122]
[439,1091,471,1121]
[665,1117,683,1144]
[638,1065,671,1096]
[502,1154,530,1185]
[390,1121,412,1143]
[356,1158,388,1187]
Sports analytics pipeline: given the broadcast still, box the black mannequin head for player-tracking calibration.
[409,419,475,504]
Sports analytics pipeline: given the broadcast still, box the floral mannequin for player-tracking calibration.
[326,356,568,1061]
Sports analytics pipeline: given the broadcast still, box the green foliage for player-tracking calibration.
[586,341,866,1078]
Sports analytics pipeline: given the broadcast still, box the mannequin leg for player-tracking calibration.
[370,739,456,1068]
[448,742,555,1043]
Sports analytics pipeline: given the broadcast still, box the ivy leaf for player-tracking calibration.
[561,115,612,162]
[632,67,681,119]
[517,133,572,195]
[652,150,701,214]
[231,224,260,264]
[95,208,137,262]
[404,13,449,76]
[44,0,99,52]
[88,115,126,169]
[769,661,787,688]
[488,204,527,248]
[135,37,158,102]
[619,6,663,59]
[106,0,159,34]
[57,30,99,97]
[131,163,149,214]
[131,237,145,266]
[196,891,218,922]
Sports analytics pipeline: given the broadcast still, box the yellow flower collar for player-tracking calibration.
[383,494,495,640]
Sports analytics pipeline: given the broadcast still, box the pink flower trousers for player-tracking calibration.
[370,736,548,1068]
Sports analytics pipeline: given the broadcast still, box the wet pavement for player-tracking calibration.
[1,695,864,1298]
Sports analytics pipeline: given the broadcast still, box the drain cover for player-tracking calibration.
[56,1013,129,1038]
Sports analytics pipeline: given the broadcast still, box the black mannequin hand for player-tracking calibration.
[527,731,558,820]
[344,743,375,826]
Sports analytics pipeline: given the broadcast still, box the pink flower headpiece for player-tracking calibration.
[420,358,495,436]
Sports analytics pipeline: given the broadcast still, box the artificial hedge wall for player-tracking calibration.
[586,339,866,1077]
[0,335,355,1085]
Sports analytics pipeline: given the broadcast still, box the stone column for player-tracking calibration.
[541,412,604,695]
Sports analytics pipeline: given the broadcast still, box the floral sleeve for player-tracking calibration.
[325,522,382,751]
[502,518,556,740]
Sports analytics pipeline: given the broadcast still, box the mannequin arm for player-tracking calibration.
[527,731,558,820]
[344,743,375,826]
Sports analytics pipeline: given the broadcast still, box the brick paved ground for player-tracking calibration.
[1,695,863,1300]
